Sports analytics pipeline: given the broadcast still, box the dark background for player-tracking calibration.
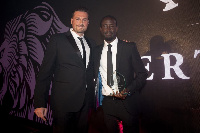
[0,0,200,132]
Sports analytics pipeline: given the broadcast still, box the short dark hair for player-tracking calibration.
[72,7,89,18]
[100,15,117,27]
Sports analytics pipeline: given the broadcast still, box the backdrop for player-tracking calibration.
[0,0,199,132]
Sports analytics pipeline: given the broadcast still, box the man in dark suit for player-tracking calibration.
[34,7,96,133]
[94,15,148,133]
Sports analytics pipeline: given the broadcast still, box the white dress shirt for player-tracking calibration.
[99,37,119,96]
[70,28,90,68]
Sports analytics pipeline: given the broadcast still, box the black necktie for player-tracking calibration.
[78,37,86,67]
[107,44,113,87]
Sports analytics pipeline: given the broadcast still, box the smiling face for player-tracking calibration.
[100,17,118,43]
[71,11,89,36]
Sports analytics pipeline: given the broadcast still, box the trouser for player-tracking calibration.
[102,96,139,133]
[52,103,89,133]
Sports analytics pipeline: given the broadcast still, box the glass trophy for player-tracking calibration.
[111,71,127,95]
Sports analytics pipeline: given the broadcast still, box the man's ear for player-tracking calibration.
[116,26,118,32]
[71,18,73,25]
[100,27,102,32]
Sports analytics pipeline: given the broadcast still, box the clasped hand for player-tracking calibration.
[111,89,128,100]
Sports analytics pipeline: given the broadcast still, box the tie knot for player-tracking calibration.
[78,37,83,41]
[107,44,112,53]
[108,44,112,48]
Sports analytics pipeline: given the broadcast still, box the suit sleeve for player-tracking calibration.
[34,35,57,108]
[127,43,148,94]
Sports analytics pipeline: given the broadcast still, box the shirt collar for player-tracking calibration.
[70,28,84,39]
[104,37,118,48]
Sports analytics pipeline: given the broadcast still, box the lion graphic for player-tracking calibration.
[0,2,69,124]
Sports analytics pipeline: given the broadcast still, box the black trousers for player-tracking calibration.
[52,102,89,133]
[102,96,140,133]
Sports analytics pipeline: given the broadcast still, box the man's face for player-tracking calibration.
[71,11,89,35]
[100,18,118,42]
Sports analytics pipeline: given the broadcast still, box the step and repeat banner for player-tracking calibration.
[0,0,199,132]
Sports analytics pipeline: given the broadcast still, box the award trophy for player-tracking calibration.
[111,71,127,95]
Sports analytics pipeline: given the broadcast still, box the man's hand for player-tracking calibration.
[112,89,128,100]
[34,107,48,121]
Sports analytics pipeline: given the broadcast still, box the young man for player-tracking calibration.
[34,7,96,133]
[94,15,148,133]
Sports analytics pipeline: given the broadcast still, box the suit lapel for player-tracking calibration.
[85,37,92,70]
[116,40,123,71]
[65,31,85,69]
[85,37,91,48]
[65,31,82,59]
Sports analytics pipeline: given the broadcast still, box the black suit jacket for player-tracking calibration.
[34,30,96,113]
[94,39,148,114]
